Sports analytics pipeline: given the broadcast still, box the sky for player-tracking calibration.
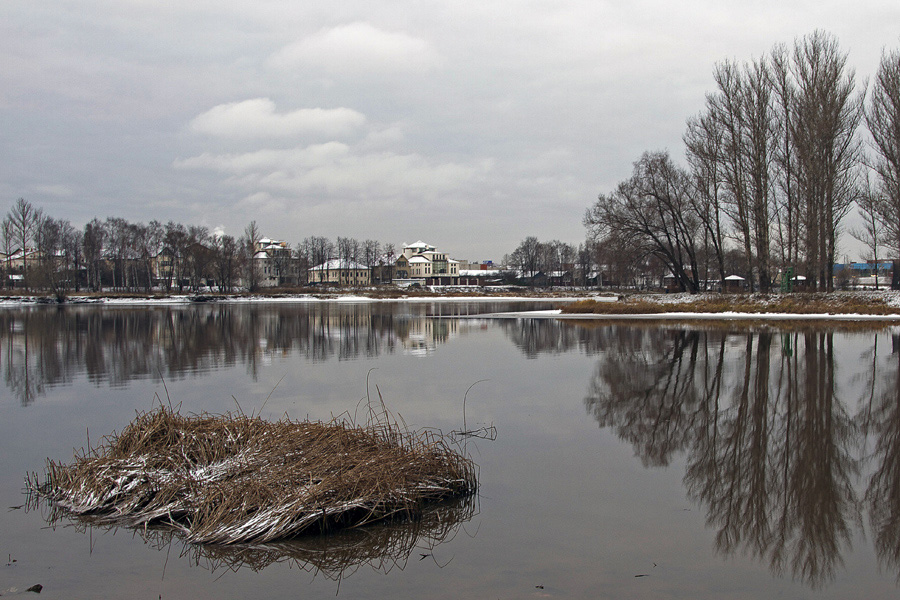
[2,1,898,263]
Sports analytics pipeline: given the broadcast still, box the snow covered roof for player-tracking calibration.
[724,275,745,281]
[405,240,433,249]
[309,259,369,271]
[408,256,430,264]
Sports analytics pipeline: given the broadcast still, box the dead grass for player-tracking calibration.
[563,294,900,316]
[27,404,477,545]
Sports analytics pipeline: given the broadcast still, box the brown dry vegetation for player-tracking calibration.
[27,405,476,545]
[562,294,900,316]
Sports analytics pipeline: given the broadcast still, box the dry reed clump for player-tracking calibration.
[563,294,900,316]
[26,405,477,545]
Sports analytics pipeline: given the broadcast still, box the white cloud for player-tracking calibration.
[189,99,366,139]
[267,22,441,75]
[175,144,487,198]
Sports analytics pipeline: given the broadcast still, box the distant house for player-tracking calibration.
[371,252,397,284]
[459,269,504,286]
[723,274,746,293]
[309,259,370,286]
[393,241,460,286]
[255,238,298,288]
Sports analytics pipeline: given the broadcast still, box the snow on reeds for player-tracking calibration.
[26,405,477,545]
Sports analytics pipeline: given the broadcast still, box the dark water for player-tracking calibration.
[1,301,899,599]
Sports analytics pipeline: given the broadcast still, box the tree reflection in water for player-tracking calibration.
[0,304,482,405]
[583,324,900,588]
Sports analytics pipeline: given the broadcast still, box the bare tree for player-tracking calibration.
[104,217,131,290]
[867,47,900,261]
[63,225,83,292]
[851,176,886,289]
[35,215,63,291]
[790,31,864,290]
[83,218,105,291]
[510,236,542,283]
[6,198,43,289]
[185,225,212,290]
[770,43,802,270]
[1,217,15,288]
[242,221,262,291]
[585,151,702,292]
[708,61,757,287]
[703,58,777,292]
[685,111,728,288]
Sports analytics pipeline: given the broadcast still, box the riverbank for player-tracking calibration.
[3,288,900,318]
[557,290,900,318]
[0,286,595,307]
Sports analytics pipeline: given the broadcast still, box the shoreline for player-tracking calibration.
[3,289,900,320]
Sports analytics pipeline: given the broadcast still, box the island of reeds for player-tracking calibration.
[26,405,477,545]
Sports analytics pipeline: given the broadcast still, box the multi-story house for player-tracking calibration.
[393,241,460,286]
[255,238,299,288]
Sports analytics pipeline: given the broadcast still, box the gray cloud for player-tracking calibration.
[2,0,899,260]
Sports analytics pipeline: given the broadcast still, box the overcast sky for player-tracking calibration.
[2,1,898,262]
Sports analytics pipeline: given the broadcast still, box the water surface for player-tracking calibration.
[1,302,898,598]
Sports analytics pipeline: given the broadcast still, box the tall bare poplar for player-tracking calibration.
[790,31,863,291]
[769,44,801,270]
[684,111,728,289]
[867,48,900,261]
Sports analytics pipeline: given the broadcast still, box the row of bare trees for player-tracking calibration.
[1,199,398,293]
[586,31,900,293]
[505,237,597,287]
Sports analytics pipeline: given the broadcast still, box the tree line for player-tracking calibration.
[585,31,900,293]
[1,198,396,293]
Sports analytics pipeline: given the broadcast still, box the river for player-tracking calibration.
[1,301,898,598]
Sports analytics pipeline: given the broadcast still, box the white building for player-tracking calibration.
[308,259,371,286]
[254,238,298,288]
[393,241,460,286]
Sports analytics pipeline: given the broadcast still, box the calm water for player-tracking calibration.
[2,301,899,599]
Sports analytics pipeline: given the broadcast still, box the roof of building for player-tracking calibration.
[309,259,370,271]
[408,256,430,264]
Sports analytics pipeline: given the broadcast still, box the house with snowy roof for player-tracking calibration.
[308,259,371,286]
[254,238,299,287]
[393,240,460,286]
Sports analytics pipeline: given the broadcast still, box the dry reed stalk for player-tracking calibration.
[27,406,477,545]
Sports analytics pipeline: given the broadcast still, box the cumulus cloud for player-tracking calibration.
[175,144,486,198]
[189,98,366,139]
[267,22,441,75]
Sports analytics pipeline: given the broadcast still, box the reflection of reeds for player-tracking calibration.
[27,405,477,545]
[30,493,477,581]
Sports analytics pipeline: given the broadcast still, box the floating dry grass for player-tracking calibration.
[26,405,477,545]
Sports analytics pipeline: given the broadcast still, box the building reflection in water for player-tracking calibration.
[0,304,484,405]
[582,324,900,588]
